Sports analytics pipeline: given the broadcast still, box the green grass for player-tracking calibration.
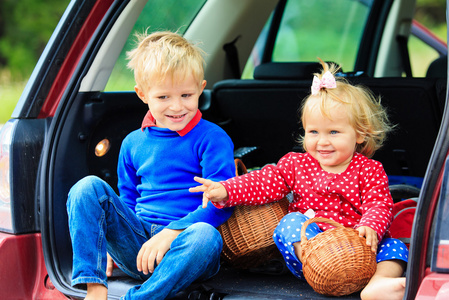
[0,70,26,123]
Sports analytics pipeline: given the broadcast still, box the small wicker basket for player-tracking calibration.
[300,217,377,296]
[218,198,289,269]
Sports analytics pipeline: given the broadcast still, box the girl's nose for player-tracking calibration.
[317,134,330,145]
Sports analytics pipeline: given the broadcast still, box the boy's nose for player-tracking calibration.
[170,98,183,111]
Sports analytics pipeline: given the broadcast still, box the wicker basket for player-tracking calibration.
[218,197,289,269]
[300,217,377,296]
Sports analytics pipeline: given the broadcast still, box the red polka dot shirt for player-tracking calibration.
[219,152,394,241]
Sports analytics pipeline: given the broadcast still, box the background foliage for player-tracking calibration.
[0,0,69,79]
[0,0,447,124]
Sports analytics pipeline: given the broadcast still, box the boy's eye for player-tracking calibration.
[181,94,192,98]
[158,96,168,100]
[308,130,318,134]
[330,130,338,134]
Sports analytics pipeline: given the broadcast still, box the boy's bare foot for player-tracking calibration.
[360,276,405,300]
[85,283,107,300]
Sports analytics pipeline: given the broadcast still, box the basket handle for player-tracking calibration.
[300,217,343,243]
[234,158,248,176]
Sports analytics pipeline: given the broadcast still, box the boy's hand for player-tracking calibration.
[189,176,229,208]
[356,226,378,253]
[106,253,114,277]
[136,228,182,275]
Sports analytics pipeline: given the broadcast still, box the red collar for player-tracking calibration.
[141,110,202,137]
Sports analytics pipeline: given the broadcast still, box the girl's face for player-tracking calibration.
[135,73,206,132]
[303,98,364,174]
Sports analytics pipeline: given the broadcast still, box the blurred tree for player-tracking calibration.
[0,0,445,81]
[416,0,446,26]
[0,0,68,79]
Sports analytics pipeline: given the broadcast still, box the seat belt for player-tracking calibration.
[397,35,413,77]
[223,35,242,79]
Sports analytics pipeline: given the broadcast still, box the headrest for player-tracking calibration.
[426,55,447,78]
[253,62,341,80]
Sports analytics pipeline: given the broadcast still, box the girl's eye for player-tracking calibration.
[158,96,168,100]
[330,130,338,134]
[309,130,318,134]
[182,94,192,98]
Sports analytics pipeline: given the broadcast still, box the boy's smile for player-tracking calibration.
[135,73,206,132]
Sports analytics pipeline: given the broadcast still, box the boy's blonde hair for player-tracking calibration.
[300,60,393,158]
[127,30,206,91]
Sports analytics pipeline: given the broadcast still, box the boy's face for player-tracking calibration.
[135,73,206,132]
[303,97,364,174]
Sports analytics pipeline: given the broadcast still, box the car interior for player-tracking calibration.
[41,0,447,299]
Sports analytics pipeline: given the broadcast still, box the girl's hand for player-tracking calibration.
[189,177,229,208]
[356,226,378,253]
[136,229,182,275]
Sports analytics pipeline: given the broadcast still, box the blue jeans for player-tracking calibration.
[274,212,409,280]
[66,176,223,299]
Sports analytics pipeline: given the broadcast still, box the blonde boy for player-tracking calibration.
[67,31,235,300]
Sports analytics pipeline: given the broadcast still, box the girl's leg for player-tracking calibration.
[122,222,223,300]
[361,238,409,300]
[67,176,150,298]
[273,212,321,280]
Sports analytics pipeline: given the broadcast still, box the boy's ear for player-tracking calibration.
[135,85,147,104]
[200,80,207,92]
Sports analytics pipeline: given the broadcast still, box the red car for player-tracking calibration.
[0,0,448,299]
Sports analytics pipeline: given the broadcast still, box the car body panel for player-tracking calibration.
[1,0,448,299]
[0,232,66,299]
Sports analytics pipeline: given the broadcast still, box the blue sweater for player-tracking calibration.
[117,118,235,230]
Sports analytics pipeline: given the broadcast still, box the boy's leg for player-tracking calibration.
[361,238,408,300]
[122,222,223,300]
[273,212,321,280]
[67,176,150,292]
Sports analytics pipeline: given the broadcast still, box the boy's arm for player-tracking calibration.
[117,139,140,211]
[166,130,235,230]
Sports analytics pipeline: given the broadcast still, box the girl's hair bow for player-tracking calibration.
[311,71,337,95]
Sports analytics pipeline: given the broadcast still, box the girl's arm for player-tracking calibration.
[220,153,296,207]
[356,162,394,241]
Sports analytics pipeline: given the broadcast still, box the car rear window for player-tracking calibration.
[272,0,371,72]
[105,0,206,91]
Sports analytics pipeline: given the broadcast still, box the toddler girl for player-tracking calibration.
[190,60,408,300]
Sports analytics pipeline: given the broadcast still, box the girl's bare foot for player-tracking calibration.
[361,276,405,300]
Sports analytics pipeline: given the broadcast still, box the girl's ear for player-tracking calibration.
[356,133,366,144]
[135,85,148,104]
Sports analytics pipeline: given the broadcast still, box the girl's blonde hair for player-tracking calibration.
[127,30,206,92]
[299,59,393,158]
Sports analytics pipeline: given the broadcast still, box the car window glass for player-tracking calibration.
[272,0,370,72]
[409,0,447,78]
[242,0,371,79]
[105,0,206,91]
[409,34,441,77]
